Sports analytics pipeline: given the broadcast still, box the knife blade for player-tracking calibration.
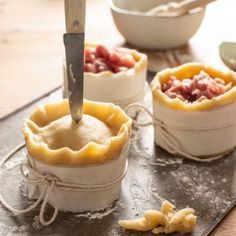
[63,0,85,123]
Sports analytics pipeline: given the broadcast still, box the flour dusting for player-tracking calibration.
[170,164,233,216]
[0,222,28,236]
[75,204,117,220]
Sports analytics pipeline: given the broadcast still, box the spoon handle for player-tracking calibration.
[147,0,217,16]
[175,0,217,14]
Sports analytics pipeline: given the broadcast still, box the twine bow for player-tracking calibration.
[0,144,128,226]
[0,162,58,226]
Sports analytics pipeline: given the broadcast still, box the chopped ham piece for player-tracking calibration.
[84,45,136,73]
[161,71,233,103]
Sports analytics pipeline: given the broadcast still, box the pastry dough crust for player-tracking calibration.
[23,99,132,166]
[151,63,236,111]
[37,114,113,151]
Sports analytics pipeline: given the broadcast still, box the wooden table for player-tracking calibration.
[0,0,235,235]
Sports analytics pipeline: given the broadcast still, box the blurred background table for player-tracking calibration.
[0,0,235,235]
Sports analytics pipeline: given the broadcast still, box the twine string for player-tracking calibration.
[0,162,58,226]
[114,89,146,109]
[0,146,128,226]
[0,101,233,225]
[125,103,232,162]
[0,142,26,168]
[109,83,149,110]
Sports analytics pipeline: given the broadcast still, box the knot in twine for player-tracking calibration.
[125,103,230,162]
[0,144,128,226]
[0,162,59,226]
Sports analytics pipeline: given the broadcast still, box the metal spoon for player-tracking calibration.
[219,42,236,71]
[147,0,216,17]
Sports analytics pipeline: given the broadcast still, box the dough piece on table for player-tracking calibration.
[118,200,197,235]
[118,210,166,232]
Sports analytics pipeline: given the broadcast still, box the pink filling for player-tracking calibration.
[161,71,233,103]
[84,45,136,73]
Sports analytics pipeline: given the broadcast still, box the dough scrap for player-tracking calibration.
[118,200,197,235]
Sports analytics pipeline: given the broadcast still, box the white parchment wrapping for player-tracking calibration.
[153,100,236,157]
[27,144,129,212]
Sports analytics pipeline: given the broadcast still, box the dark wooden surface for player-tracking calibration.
[0,89,235,236]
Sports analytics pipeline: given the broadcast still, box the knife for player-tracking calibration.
[63,0,85,123]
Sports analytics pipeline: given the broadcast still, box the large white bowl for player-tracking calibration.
[109,0,206,49]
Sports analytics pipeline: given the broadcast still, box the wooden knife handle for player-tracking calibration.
[64,0,85,33]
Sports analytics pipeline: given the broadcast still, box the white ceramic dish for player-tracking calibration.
[109,0,206,49]
[27,143,129,212]
[63,45,148,114]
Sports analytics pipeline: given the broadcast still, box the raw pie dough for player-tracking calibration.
[151,63,236,111]
[119,201,197,234]
[37,114,113,151]
[23,99,132,165]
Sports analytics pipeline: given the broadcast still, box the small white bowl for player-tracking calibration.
[109,0,206,49]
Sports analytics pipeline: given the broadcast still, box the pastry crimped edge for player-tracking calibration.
[22,99,132,166]
[151,62,236,111]
[85,43,147,77]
